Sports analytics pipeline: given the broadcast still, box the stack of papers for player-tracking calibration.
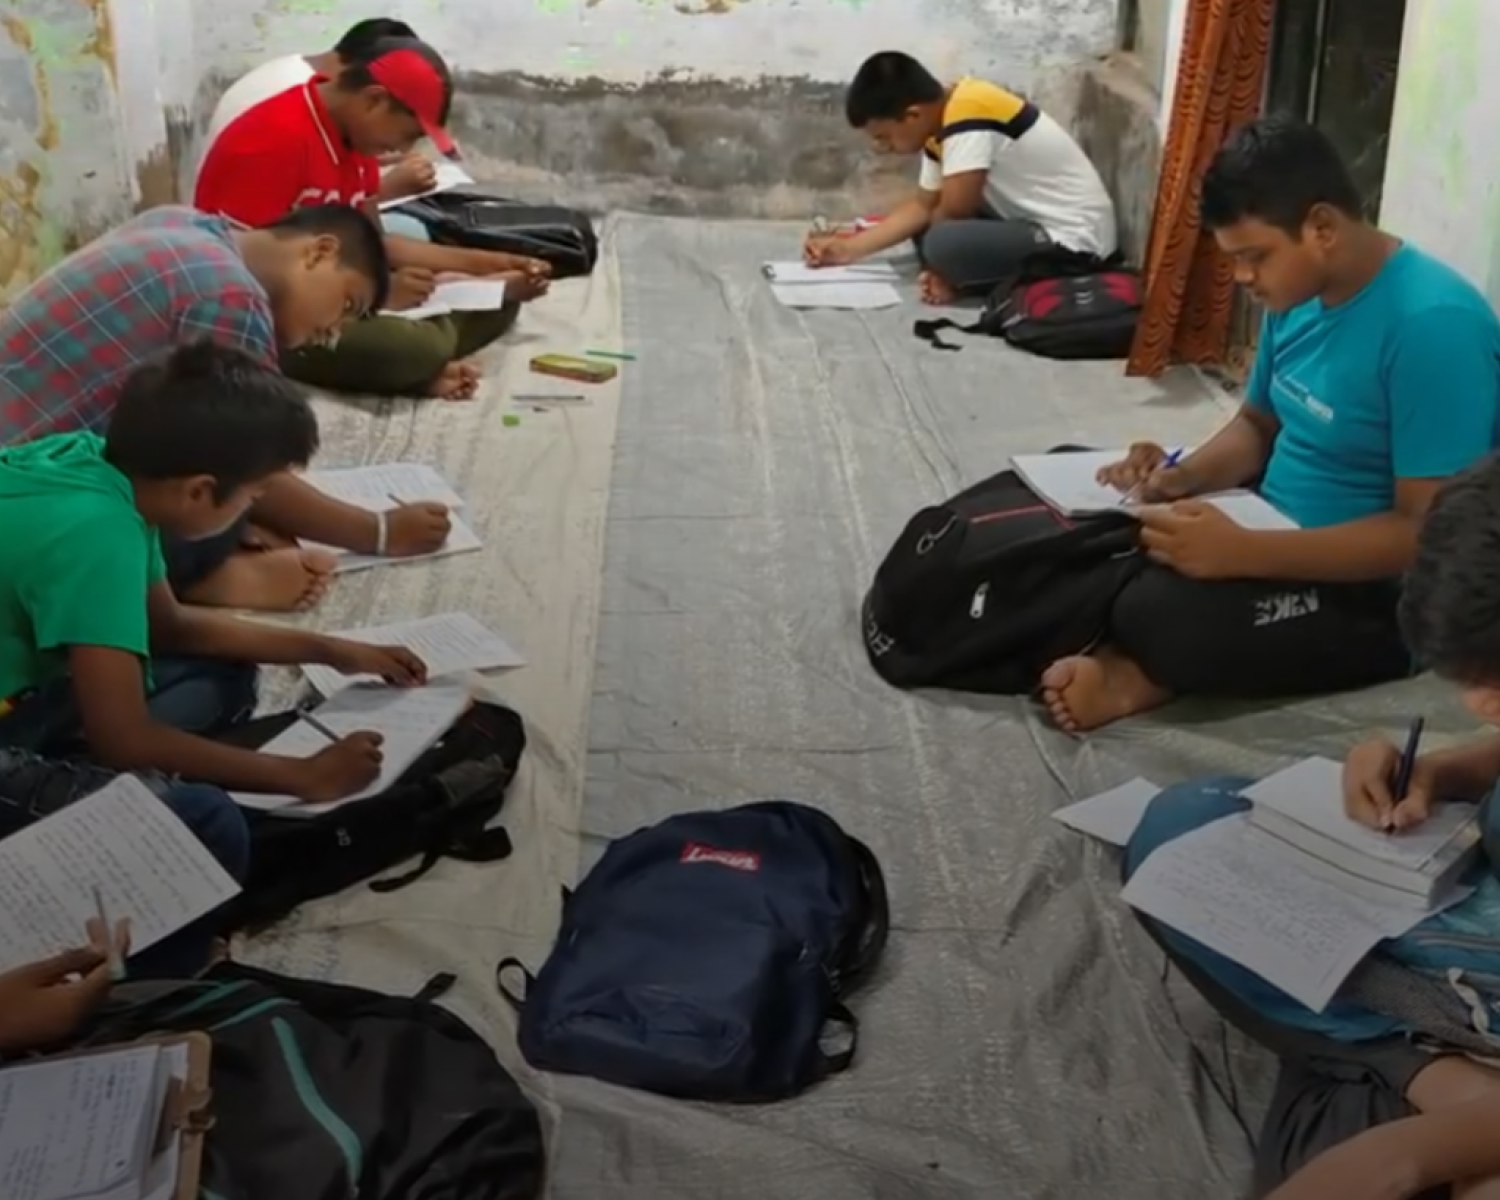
[302,612,525,697]
[1054,767,1479,1011]
[384,278,508,322]
[761,260,902,311]
[233,684,472,817]
[1244,757,1481,907]
[0,1041,191,1200]
[1009,450,1299,530]
[300,462,482,573]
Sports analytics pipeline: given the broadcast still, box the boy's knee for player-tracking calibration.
[1110,571,1220,693]
[917,222,964,275]
[1123,777,1253,879]
[160,783,251,882]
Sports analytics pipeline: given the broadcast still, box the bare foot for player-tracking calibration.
[240,522,297,552]
[919,269,959,306]
[181,547,336,613]
[497,269,549,303]
[426,360,481,401]
[1039,648,1172,733]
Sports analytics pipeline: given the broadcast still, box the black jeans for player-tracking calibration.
[163,516,251,594]
[1109,564,1412,697]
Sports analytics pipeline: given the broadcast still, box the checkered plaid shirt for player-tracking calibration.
[0,206,277,445]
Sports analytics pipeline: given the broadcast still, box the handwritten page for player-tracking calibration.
[771,282,902,311]
[0,777,241,972]
[762,261,898,285]
[384,278,508,322]
[0,1043,166,1200]
[1052,778,1161,847]
[233,684,472,817]
[1121,813,1432,1011]
[302,612,525,696]
[1244,757,1477,868]
[302,463,466,511]
[377,158,473,210]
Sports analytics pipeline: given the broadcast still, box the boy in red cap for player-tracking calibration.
[196,37,549,400]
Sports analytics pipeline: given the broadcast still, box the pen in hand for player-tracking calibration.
[1387,715,1426,833]
[1118,448,1183,507]
[92,887,126,982]
[299,711,342,743]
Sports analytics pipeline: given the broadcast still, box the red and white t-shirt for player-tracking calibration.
[194,80,380,227]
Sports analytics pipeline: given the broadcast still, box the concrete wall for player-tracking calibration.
[1380,0,1500,307]
[3,0,1121,289]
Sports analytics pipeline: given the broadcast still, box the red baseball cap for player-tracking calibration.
[366,44,456,155]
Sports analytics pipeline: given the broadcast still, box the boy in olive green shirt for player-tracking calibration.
[0,341,427,806]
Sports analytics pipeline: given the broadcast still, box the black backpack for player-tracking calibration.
[222,701,525,931]
[394,191,599,279]
[83,963,545,1200]
[915,269,1143,359]
[499,801,888,1102]
[862,465,1143,694]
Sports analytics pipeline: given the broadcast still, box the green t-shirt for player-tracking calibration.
[0,431,165,700]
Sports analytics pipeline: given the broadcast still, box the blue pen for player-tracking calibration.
[1119,448,1183,506]
[1388,716,1426,832]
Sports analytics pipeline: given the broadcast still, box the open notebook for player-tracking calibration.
[1010,450,1298,530]
[0,1034,211,1200]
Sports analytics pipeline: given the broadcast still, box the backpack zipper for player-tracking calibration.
[271,1015,364,1197]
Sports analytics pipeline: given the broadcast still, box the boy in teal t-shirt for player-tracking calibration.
[0,340,427,805]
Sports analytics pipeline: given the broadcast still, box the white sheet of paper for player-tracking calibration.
[1244,757,1478,869]
[233,684,472,817]
[0,1043,165,1200]
[302,463,465,511]
[302,612,525,696]
[377,158,473,209]
[382,278,508,321]
[1122,813,1430,1011]
[771,281,902,310]
[1052,778,1162,846]
[327,511,483,574]
[763,260,898,285]
[0,777,241,972]
[1009,450,1297,528]
[1206,491,1300,531]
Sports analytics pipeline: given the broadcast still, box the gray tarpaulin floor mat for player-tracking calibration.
[554,214,1469,1200]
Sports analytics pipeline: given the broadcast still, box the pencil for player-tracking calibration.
[92,886,126,982]
[1390,715,1426,810]
[299,711,341,743]
[584,349,635,362]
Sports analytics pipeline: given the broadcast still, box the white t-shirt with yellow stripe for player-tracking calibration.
[918,78,1118,258]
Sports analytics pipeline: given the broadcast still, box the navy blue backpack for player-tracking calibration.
[497,801,889,1102]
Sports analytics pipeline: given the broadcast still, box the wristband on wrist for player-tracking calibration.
[375,510,390,557]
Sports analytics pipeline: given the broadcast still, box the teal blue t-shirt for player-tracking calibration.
[1249,244,1500,529]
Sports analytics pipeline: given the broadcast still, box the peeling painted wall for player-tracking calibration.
[0,0,172,300]
[1381,0,1500,306]
[202,0,1117,90]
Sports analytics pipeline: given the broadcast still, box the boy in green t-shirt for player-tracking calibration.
[0,340,426,804]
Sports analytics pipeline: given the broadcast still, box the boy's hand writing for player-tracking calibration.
[385,503,451,556]
[1136,500,1251,580]
[1096,441,1195,502]
[0,928,126,1053]
[382,153,438,201]
[803,234,856,268]
[294,732,385,803]
[325,641,428,686]
[1344,737,1436,831]
[386,267,438,312]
